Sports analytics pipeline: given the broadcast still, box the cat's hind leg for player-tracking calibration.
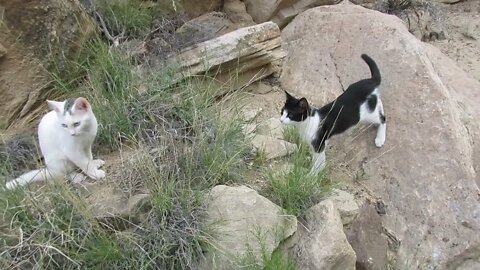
[309,151,326,176]
[374,98,386,147]
[5,167,64,190]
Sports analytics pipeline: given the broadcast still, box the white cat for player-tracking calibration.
[5,97,105,189]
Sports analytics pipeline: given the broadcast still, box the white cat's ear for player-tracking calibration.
[46,100,62,113]
[299,98,309,110]
[74,97,90,112]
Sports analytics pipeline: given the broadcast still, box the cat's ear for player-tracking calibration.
[46,100,62,113]
[284,90,294,100]
[74,97,90,112]
[299,98,309,110]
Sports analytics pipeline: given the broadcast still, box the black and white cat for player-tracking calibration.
[5,97,105,189]
[280,54,386,175]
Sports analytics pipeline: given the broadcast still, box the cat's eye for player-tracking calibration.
[73,122,81,127]
[61,124,68,128]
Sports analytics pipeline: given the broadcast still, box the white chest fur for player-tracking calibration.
[297,112,321,144]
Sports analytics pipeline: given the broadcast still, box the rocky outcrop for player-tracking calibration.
[202,185,297,268]
[280,200,357,270]
[280,2,480,269]
[0,0,95,130]
[165,22,285,93]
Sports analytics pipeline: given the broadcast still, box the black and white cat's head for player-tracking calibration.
[47,97,94,136]
[280,91,311,125]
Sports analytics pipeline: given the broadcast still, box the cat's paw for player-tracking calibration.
[92,159,105,168]
[91,169,106,180]
[375,136,385,148]
[5,180,18,190]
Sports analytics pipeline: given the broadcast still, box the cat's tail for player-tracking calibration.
[5,168,56,189]
[361,54,381,85]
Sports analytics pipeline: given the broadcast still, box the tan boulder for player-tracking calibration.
[202,185,297,269]
[281,2,480,269]
[280,200,357,270]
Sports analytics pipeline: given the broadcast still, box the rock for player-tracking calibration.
[443,243,480,270]
[165,22,286,95]
[202,185,297,268]
[244,0,341,25]
[393,2,446,42]
[280,2,480,268]
[242,107,263,122]
[280,200,356,270]
[272,0,343,28]
[243,0,281,23]
[241,123,257,135]
[245,81,273,94]
[223,0,255,27]
[256,117,284,140]
[325,189,359,225]
[180,0,222,19]
[251,134,297,160]
[0,42,6,58]
[118,39,147,60]
[0,0,96,130]
[127,193,150,215]
[346,203,388,270]
[83,183,129,219]
[175,12,235,47]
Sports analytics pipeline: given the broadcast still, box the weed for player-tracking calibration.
[267,128,331,216]
[96,0,156,38]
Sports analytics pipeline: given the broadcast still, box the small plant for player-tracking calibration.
[266,129,331,216]
[97,0,156,38]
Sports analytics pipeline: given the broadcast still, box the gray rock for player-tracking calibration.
[346,203,388,270]
[280,200,356,270]
[202,185,297,269]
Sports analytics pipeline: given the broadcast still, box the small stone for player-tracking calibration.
[251,134,297,160]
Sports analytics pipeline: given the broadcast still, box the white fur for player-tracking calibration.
[6,98,105,190]
[359,90,386,147]
[309,151,326,175]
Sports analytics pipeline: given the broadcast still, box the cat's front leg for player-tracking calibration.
[92,159,105,169]
[309,151,326,176]
[68,153,106,180]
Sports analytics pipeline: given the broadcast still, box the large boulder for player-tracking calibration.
[202,185,297,269]
[280,2,480,269]
[280,200,357,270]
[0,0,95,130]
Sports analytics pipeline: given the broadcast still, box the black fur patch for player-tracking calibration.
[63,98,76,115]
[367,95,377,113]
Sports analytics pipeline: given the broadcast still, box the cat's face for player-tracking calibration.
[280,91,310,125]
[47,97,93,136]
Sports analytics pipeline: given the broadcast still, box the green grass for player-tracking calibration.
[266,126,331,216]
[97,0,156,38]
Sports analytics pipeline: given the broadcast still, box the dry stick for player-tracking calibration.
[95,11,123,47]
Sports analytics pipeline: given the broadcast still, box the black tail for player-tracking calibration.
[361,54,381,85]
